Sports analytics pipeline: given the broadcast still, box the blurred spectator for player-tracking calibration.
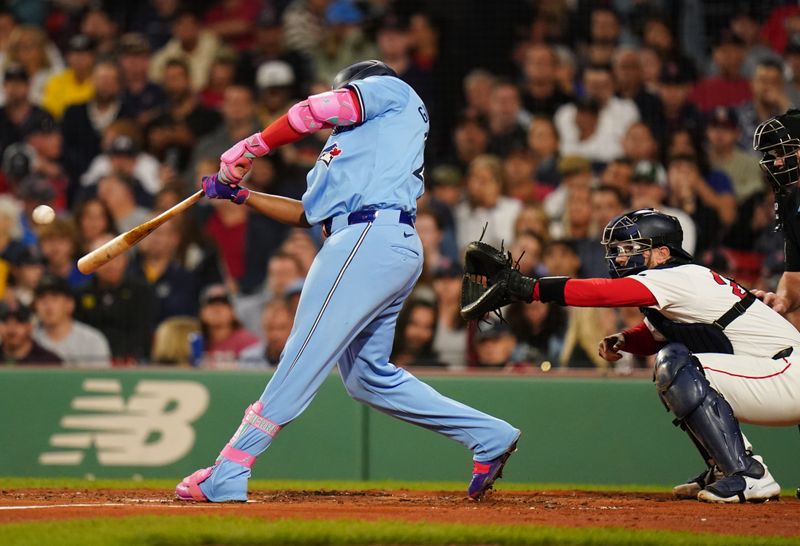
[73,197,116,254]
[0,25,63,105]
[234,8,312,95]
[150,8,221,92]
[514,203,550,241]
[200,52,238,111]
[689,31,751,112]
[431,262,466,368]
[80,5,118,57]
[391,297,443,368]
[0,195,25,289]
[598,156,634,200]
[554,63,639,163]
[454,154,522,254]
[705,106,764,203]
[81,129,162,200]
[254,60,297,126]
[0,302,61,365]
[509,230,544,277]
[641,16,696,83]
[445,115,488,176]
[486,80,528,157]
[96,174,150,233]
[75,233,155,363]
[613,47,665,140]
[147,58,222,172]
[118,33,166,125]
[198,283,260,367]
[280,228,317,277]
[666,153,734,256]
[282,0,330,57]
[0,64,52,157]
[520,43,572,118]
[37,217,89,289]
[503,149,540,203]
[378,12,435,112]
[61,61,135,200]
[16,174,55,245]
[41,34,96,120]
[731,12,782,79]
[133,216,198,323]
[638,46,663,93]
[591,185,626,236]
[461,68,495,121]
[151,315,201,365]
[417,207,454,285]
[238,298,294,368]
[543,155,593,222]
[473,318,516,369]
[736,59,793,150]
[21,115,67,209]
[188,85,259,182]
[622,121,661,164]
[527,116,560,187]
[32,274,111,367]
[312,1,376,87]
[656,60,704,137]
[785,38,800,107]
[8,247,44,306]
[235,250,303,334]
[629,159,696,255]
[129,0,181,50]
[507,300,566,366]
[204,0,265,52]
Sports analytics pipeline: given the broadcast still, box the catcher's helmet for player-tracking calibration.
[601,209,692,278]
[753,109,800,193]
[331,60,397,89]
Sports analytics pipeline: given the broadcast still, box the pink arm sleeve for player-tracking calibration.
[287,88,362,133]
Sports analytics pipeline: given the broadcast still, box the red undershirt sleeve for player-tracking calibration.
[562,278,658,307]
[259,89,362,149]
[621,321,665,356]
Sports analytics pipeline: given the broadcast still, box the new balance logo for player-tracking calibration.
[39,379,209,466]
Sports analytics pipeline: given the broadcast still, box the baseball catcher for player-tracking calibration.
[462,208,800,503]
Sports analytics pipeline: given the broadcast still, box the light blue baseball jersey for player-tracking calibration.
[301,76,428,225]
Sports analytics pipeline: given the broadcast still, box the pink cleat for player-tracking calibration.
[175,467,213,501]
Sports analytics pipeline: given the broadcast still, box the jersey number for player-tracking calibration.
[710,271,747,299]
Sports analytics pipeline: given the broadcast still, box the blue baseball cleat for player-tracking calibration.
[468,440,518,500]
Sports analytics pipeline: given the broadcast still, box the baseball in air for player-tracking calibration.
[32,205,55,224]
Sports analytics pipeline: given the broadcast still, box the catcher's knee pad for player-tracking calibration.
[654,343,751,475]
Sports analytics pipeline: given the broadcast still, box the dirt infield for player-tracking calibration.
[0,488,798,537]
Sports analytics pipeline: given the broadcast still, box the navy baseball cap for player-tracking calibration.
[0,303,32,322]
[707,106,739,129]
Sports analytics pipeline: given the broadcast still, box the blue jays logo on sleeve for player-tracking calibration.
[318,143,343,166]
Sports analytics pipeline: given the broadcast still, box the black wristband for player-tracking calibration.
[537,276,569,306]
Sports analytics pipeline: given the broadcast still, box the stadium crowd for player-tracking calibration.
[0,0,795,372]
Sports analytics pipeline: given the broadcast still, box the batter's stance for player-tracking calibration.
[175,61,520,502]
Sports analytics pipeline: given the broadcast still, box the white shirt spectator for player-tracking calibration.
[555,97,640,163]
[81,152,163,195]
[455,197,522,255]
[34,320,111,367]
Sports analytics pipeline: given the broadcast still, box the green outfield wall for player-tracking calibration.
[1,368,798,486]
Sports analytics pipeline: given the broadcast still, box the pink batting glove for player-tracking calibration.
[218,132,271,185]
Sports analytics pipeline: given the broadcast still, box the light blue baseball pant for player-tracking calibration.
[199,211,520,501]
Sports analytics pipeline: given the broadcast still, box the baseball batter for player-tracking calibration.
[175,61,520,502]
[462,208,800,503]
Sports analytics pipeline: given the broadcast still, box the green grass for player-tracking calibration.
[0,476,673,493]
[1,516,799,546]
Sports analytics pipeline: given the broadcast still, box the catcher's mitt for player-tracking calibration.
[460,240,536,321]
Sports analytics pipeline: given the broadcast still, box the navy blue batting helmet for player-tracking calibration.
[601,209,692,278]
[332,60,397,89]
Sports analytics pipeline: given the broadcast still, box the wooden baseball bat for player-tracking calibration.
[77,190,205,274]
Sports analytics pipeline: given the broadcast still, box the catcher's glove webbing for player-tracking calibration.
[460,240,536,321]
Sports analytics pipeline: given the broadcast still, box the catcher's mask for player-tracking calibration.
[753,110,800,193]
[332,60,397,89]
[601,209,692,278]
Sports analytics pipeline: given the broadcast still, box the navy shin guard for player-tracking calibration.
[654,343,753,476]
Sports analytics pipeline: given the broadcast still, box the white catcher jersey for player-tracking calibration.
[629,264,800,357]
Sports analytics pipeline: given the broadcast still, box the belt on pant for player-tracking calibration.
[322,209,415,237]
[772,347,793,360]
